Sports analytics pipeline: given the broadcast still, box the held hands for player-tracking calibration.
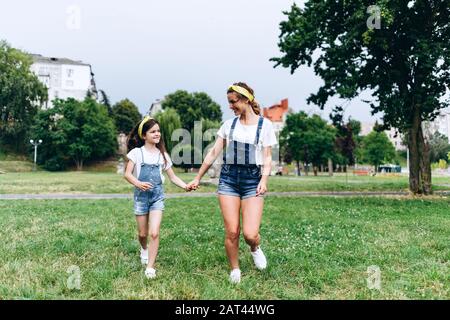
[136,181,153,191]
[186,177,200,192]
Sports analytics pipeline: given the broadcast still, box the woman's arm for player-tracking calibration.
[165,167,189,191]
[256,146,273,196]
[123,160,152,191]
[188,137,225,189]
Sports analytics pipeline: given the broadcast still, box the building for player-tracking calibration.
[147,99,164,116]
[424,108,450,143]
[262,98,290,135]
[30,54,98,108]
[360,122,406,151]
[262,99,291,166]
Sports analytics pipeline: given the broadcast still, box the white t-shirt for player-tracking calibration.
[217,117,278,165]
[127,147,173,183]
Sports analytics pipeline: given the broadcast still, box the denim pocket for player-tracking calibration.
[248,166,261,178]
[221,164,230,174]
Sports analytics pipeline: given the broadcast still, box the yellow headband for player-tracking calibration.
[138,116,154,139]
[229,85,254,102]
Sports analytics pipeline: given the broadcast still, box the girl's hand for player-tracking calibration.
[137,181,153,191]
[256,181,267,196]
[187,178,200,191]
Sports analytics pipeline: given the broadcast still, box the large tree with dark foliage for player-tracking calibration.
[272,0,450,194]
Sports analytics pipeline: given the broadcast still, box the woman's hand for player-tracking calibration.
[136,181,153,191]
[187,177,200,191]
[256,180,267,196]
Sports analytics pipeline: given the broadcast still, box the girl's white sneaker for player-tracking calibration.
[145,267,156,279]
[250,247,267,270]
[140,247,148,265]
[229,268,241,284]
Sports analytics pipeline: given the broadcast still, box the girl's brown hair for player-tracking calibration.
[227,82,261,115]
[127,118,168,166]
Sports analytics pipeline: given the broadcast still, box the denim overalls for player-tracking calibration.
[133,148,165,215]
[218,116,264,199]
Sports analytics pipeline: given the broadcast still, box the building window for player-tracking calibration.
[66,69,74,78]
[66,80,74,87]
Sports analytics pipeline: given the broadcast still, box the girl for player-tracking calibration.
[188,82,277,283]
[124,116,191,279]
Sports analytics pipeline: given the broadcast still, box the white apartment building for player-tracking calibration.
[424,108,450,143]
[147,99,164,116]
[30,54,98,108]
[360,122,406,151]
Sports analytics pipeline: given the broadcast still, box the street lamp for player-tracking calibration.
[30,139,43,171]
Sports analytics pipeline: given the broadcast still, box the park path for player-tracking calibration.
[1,191,450,200]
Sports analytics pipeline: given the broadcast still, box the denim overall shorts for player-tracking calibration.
[218,116,264,199]
[133,148,165,215]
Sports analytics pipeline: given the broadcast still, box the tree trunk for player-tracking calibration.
[295,160,300,176]
[304,163,309,176]
[313,166,318,176]
[328,158,333,176]
[75,160,83,171]
[408,108,432,195]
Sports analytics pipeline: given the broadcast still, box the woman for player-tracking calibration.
[188,82,277,283]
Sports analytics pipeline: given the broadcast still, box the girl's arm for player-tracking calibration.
[124,160,152,191]
[256,146,273,196]
[165,167,189,191]
[189,137,225,188]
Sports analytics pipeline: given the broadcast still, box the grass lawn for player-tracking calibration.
[0,196,448,299]
[1,171,450,194]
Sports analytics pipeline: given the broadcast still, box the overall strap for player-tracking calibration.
[254,116,264,145]
[229,117,239,141]
[223,117,239,164]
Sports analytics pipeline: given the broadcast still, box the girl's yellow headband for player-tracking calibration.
[228,85,254,102]
[138,116,154,139]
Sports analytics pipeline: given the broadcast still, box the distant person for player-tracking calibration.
[124,116,193,279]
[187,82,277,284]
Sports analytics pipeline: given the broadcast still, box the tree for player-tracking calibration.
[427,131,450,163]
[272,1,450,194]
[99,90,113,116]
[0,40,47,152]
[361,130,396,172]
[330,106,361,167]
[280,112,336,176]
[112,99,142,134]
[31,98,117,171]
[162,90,222,132]
[154,108,182,154]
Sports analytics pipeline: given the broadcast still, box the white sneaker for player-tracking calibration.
[229,268,241,284]
[140,247,148,265]
[251,247,267,270]
[144,267,156,279]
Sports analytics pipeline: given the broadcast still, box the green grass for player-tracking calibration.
[0,196,448,299]
[1,171,450,194]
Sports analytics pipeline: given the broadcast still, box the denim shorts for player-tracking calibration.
[218,164,262,199]
[133,188,165,215]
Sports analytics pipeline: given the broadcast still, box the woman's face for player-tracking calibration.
[227,92,249,116]
[143,123,161,144]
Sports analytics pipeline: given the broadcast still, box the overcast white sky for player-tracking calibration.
[1,0,380,123]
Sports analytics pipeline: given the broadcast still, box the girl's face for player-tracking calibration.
[227,92,249,116]
[143,123,161,145]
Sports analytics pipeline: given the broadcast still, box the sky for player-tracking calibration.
[1,0,381,123]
